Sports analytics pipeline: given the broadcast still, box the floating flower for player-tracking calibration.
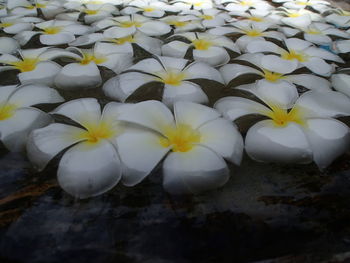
[161,32,240,66]
[215,90,350,169]
[15,19,92,46]
[0,83,64,151]
[246,38,344,76]
[221,53,331,106]
[27,98,130,198]
[104,56,224,106]
[54,44,133,90]
[170,0,214,11]
[116,100,243,194]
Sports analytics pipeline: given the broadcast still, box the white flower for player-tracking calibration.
[271,8,323,28]
[103,56,224,106]
[0,16,43,35]
[54,44,133,90]
[332,72,350,98]
[116,100,243,194]
[0,37,20,54]
[215,90,350,169]
[0,84,64,151]
[220,53,331,107]
[180,8,231,28]
[170,0,214,11]
[247,38,344,76]
[8,0,64,19]
[161,32,240,66]
[222,0,272,14]
[121,0,174,18]
[276,0,331,13]
[160,15,203,33]
[326,8,350,28]
[27,98,130,198]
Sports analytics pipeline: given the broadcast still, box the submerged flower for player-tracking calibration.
[116,100,244,194]
[161,32,240,66]
[27,98,129,198]
[215,90,350,169]
[0,84,64,151]
[103,56,224,106]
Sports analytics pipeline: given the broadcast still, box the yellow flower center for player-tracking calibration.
[296,1,310,5]
[77,121,118,144]
[10,58,40,72]
[340,10,350,16]
[0,22,14,28]
[306,29,321,35]
[35,3,46,8]
[240,0,253,6]
[84,9,98,15]
[200,15,214,20]
[281,50,307,62]
[87,1,103,4]
[245,29,262,37]
[249,16,263,22]
[265,105,305,127]
[119,21,142,28]
[43,26,62,34]
[263,70,284,82]
[168,20,189,27]
[157,70,187,86]
[80,53,107,65]
[193,1,204,7]
[0,103,17,121]
[288,13,301,18]
[159,124,201,152]
[111,35,135,45]
[192,39,213,50]
[143,6,156,12]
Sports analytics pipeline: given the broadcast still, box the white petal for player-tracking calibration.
[332,74,350,97]
[334,40,350,53]
[26,123,87,171]
[163,82,208,107]
[18,61,61,86]
[97,53,133,73]
[193,46,230,67]
[161,41,190,58]
[303,118,350,169]
[214,96,271,121]
[286,74,331,91]
[54,62,102,90]
[163,145,229,194]
[0,85,17,103]
[198,118,243,165]
[103,26,136,39]
[116,129,170,186]
[0,37,20,54]
[246,40,280,53]
[262,55,298,74]
[0,108,52,152]
[14,31,41,46]
[52,98,101,126]
[92,42,133,55]
[139,21,171,36]
[57,140,122,199]
[184,62,224,83]
[39,32,75,45]
[245,120,313,164]
[220,63,261,85]
[301,57,332,76]
[69,33,104,46]
[118,100,175,134]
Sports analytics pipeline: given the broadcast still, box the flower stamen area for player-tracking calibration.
[266,105,305,127]
[119,21,142,28]
[168,20,189,27]
[84,9,99,15]
[43,26,63,35]
[240,0,253,6]
[200,15,214,20]
[0,103,17,121]
[281,50,307,62]
[111,35,135,45]
[10,58,40,72]
[160,124,201,152]
[143,6,156,12]
[78,121,117,144]
[249,16,264,22]
[192,39,213,50]
[157,70,187,86]
[263,70,284,82]
[80,53,107,65]
[0,22,14,28]
[244,29,263,37]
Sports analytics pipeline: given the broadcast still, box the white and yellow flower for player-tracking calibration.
[325,8,350,28]
[0,83,64,151]
[160,15,203,33]
[215,90,350,169]
[0,15,43,35]
[103,56,223,106]
[116,100,243,194]
[8,0,64,19]
[27,98,132,199]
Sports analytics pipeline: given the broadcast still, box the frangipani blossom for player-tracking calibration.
[161,32,240,66]
[229,9,278,27]
[54,44,133,90]
[208,20,285,51]
[333,39,350,53]
[161,15,203,33]
[103,56,224,106]
[0,47,79,86]
[9,0,64,19]
[101,14,172,38]
[221,53,331,106]
[27,98,129,198]
[116,100,244,194]
[222,0,272,14]
[70,32,162,55]
[171,0,214,11]
[0,84,64,151]
[121,0,174,18]
[15,20,92,46]
[332,72,350,98]
[276,0,331,12]
[0,15,43,35]
[246,38,344,76]
[0,37,20,54]
[280,22,350,45]
[215,90,350,169]
[181,8,231,28]
[326,8,350,28]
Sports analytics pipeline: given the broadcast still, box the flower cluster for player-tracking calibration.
[0,0,349,198]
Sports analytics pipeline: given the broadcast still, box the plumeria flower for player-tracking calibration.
[215,90,350,169]
[221,0,273,14]
[208,20,285,51]
[121,0,174,18]
[0,83,64,151]
[0,3,8,17]
[221,53,331,107]
[0,15,43,35]
[180,8,231,28]
[325,8,350,28]
[229,9,278,28]
[27,98,130,199]
[246,38,344,76]
[70,32,162,55]
[275,0,331,13]
[103,56,224,106]
[9,0,64,19]
[333,39,350,53]
[280,22,350,45]
[15,20,92,46]
[54,44,133,90]
[0,37,20,54]
[332,72,350,98]
[160,15,203,33]
[162,32,240,66]
[271,8,323,28]
[63,0,123,9]
[115,100,244,194]
[170,0,214,11]
[101,14,172,39]
[0,47,80,86]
